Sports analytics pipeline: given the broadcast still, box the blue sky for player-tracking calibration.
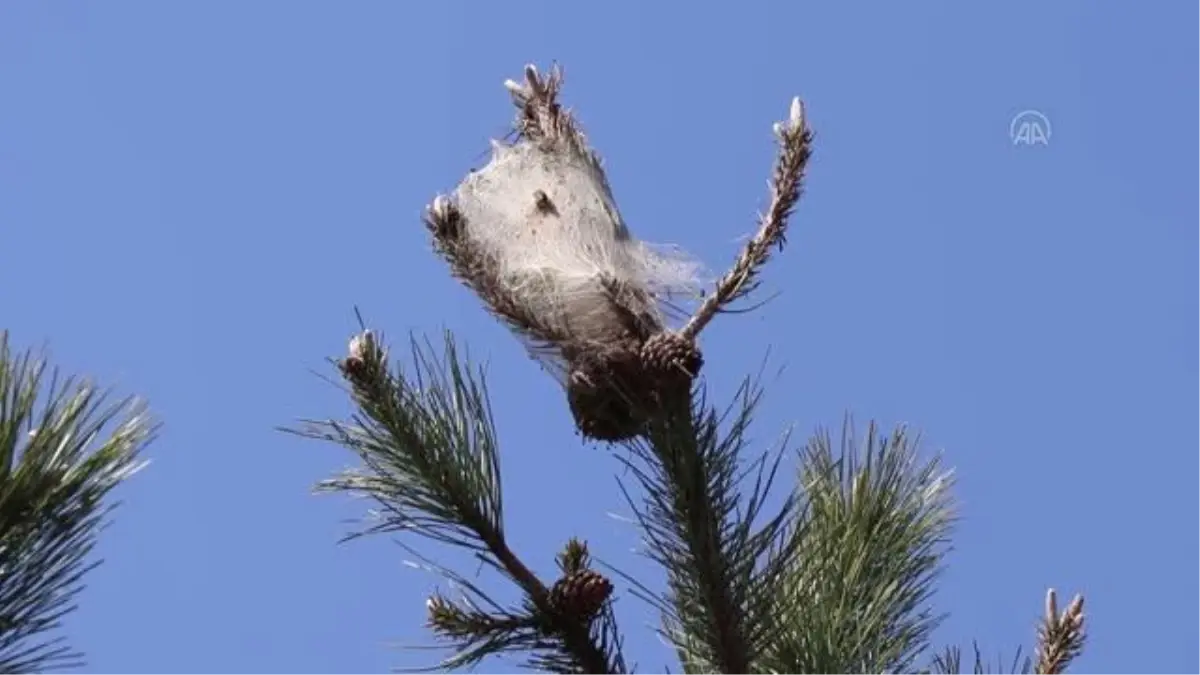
[1,2,1196,673]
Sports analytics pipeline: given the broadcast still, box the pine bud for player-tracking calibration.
[425,594,458,633]
[340,329,384,386]
[774,96,807,140]
[348,330,377,362]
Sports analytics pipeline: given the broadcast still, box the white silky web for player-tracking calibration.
[452,138,706,355]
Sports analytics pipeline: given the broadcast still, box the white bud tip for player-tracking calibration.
[430,194,450,218]
[789,97,804,126]
[523,64,544,96]
[503,79,524,95]
[349,330,375,359]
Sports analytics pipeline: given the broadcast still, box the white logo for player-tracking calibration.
[1010,110,1051,146]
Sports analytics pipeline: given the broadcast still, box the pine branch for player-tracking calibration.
[1034,589,1086,675]
[760,417,956,674]
[615,376,797,674]
[504,64,601,173]
[0,332,155,673]
[284,327,624,673]
[925,589,1086,675]
[289,330,505,553]
[425,63,706,424]
[680,96,814,341]
[425,591,539,671]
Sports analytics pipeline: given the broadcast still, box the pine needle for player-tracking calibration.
[0,332,156,673]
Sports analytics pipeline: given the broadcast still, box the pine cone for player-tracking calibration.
[549,570,613,620]
[640,331,703,382]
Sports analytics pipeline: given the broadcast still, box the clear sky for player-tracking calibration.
[1,2,1196,673]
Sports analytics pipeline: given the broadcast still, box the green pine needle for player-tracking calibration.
[0,332,156,673]
[614,375,797,675]
[286,327,626,674]
[759,416,956,674]
[928,642,1033,675]
[286,330,505,554]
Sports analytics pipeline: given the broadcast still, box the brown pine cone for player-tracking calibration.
[549,570,613,620]
[640,331,703,381]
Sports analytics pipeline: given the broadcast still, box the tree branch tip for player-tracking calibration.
[1067,593,1084,616]
[774,96,810,141]
[348,329,379,359]
[789,96,805,127]
[1044,588,1085,625]
[524,63,541,87]
[428,193,456,218]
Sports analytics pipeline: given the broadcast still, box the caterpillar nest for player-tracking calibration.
[425,65,706,442]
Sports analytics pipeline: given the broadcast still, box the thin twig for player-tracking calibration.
[681,97,814,340]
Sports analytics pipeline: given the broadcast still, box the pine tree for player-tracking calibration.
[0,333,156,672]
[287,64,1087,674]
